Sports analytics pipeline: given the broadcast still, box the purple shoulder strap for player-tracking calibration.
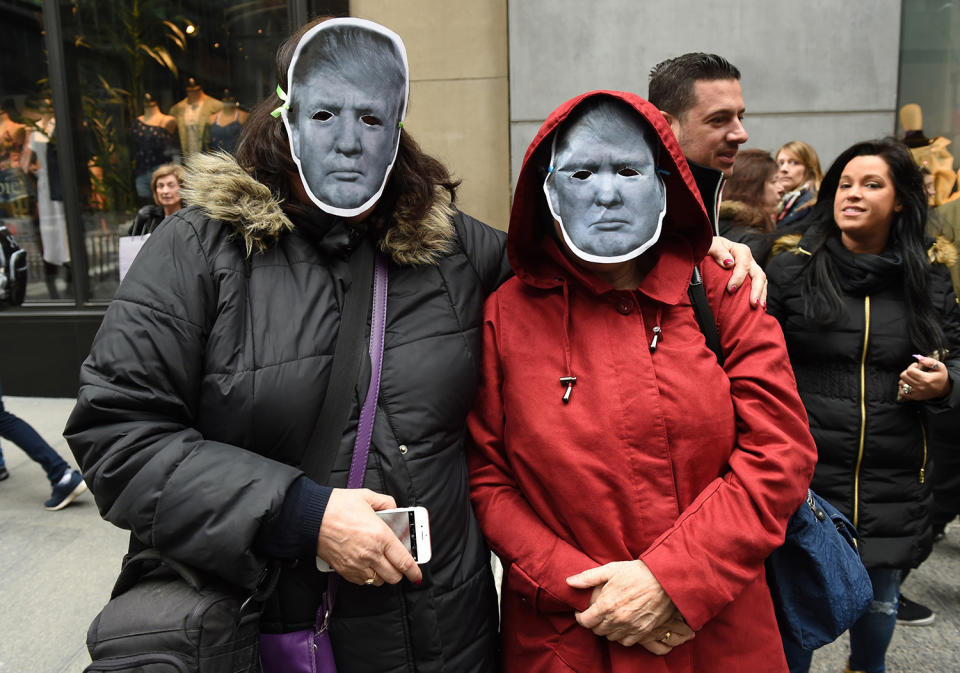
[326,252,388,614]
[347,252,388,489]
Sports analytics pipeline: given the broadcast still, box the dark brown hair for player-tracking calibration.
[234,17,458,226]
[648,53,741,118]
[723,149,777,231]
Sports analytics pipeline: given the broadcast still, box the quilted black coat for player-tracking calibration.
[767,232,960,569]
[66,152,508,673]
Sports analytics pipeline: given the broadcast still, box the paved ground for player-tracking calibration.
[0,395,957,672]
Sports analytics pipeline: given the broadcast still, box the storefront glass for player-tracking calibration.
[53,0,291,300]
[1,1,71,302]
[898,0,960,204]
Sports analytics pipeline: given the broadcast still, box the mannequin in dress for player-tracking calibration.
[130,93,178,198]
[207,89,247,154]
[169,77,222,155]
[19,99,70,298]
[0,101,29,218]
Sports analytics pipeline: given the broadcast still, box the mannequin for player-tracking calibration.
[19,99,70,297]
[207,89,247,154]
[131,93,178,198]
[0,102,29,218]
[900,103,958,205]
[169,77,222,155]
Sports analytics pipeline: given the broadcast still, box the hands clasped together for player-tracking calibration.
[315,488,422,587]
[566,560,694,656]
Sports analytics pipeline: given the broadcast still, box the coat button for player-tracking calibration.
[616,302,632,315]
[399,444,408,455]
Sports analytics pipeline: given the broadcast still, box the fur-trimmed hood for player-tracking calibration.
[771,231,958,266]
[719,200,770,231]
[181,151,455,265]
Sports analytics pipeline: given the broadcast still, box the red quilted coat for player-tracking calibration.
[467,91,817,673]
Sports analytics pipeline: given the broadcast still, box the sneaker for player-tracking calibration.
[897,595,935,626]
[44,469,87,511]
[0,467,8,481]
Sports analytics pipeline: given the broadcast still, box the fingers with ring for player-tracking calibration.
[363,571,378,586]
[659,631,672,645]
[901,384,913,396]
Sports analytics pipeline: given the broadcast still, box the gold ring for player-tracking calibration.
[364,572,377,585]
[659,631,672,645]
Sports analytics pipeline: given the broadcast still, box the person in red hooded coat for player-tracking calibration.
[467,90,818,672]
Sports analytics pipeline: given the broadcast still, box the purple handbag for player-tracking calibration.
[259,593,336,672]
[260,252,388,673]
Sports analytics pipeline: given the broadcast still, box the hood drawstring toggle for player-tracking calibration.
[649,326,662,352]
[560,376,577,404]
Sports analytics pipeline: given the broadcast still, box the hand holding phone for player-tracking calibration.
[313,488,423,585]
[316,505,431,573]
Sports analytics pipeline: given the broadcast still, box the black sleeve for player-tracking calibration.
[454,210,511,295]
[65,212,302,589]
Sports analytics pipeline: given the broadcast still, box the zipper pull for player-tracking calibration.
[919,467,925,484]
[560,376,577,404]
[649,326,662,352]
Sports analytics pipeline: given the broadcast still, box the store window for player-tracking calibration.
[57,0,294,301]
[898,0,960,204]
[1,1,70,302]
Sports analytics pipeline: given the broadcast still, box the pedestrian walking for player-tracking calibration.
[0,381,86,510]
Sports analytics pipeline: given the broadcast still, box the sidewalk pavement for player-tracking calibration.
[0,395,958,672]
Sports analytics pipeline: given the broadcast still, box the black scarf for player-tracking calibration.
[824,235,903,295]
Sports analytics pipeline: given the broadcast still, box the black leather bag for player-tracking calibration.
[84,550,273,673]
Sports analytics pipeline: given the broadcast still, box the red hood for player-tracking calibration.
[508,90,712,299]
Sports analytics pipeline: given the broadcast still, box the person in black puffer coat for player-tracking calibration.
[65,18,507,673]
[767,138,960,673]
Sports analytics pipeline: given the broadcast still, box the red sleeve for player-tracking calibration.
[641,263,818,630]
[467,293,596,613]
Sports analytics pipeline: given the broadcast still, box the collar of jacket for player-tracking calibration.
[544,231,697,306]
[772,229,959,269]
[180,150,455,265]
[687,160,724,236]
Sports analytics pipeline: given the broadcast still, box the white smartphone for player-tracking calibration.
[315,505,432,572]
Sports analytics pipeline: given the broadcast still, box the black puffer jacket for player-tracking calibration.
[65,153,508,673]
[767,232,960,569]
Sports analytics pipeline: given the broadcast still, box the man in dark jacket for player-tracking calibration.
[649,53,748,236]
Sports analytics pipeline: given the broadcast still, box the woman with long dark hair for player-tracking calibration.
[767,138,960,673]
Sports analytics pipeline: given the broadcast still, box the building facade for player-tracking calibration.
[2,0,958,396]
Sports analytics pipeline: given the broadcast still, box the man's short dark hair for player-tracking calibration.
[648,53,741,118]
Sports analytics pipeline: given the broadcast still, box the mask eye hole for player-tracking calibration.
[360,115,383,127]
[618,168,640,177]
[571,170,592,180]
[312,110,333,121]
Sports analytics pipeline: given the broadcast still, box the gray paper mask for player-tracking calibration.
[544,101,666,263]
[283,19,409,217]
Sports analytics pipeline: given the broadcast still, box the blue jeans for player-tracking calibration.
[0,382,69,484]
[782,567,902,673]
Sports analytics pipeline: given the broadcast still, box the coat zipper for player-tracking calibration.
[853,295,871,529]
[919,419,928,484]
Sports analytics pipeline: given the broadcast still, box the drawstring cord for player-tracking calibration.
[557,278,577,403]
[648,305,663,353]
